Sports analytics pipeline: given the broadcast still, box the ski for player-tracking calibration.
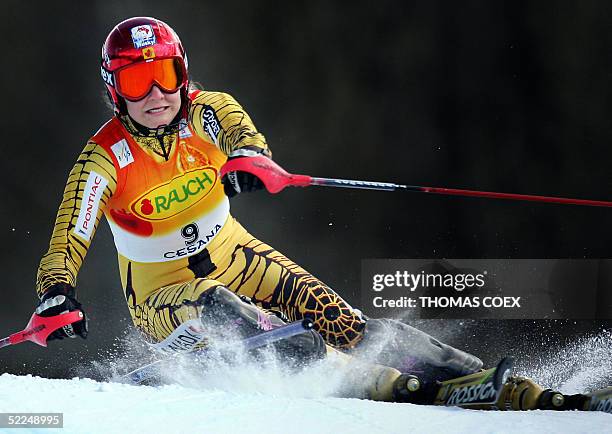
[392,357,513,406]
[122,318,314,385]
[433,357,513,408]
[546,386,612,413]
[393,356,612,413]
[584,386,612,413]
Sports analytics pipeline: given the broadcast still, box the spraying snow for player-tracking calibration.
[3,325,611,433]
[516,329,612,394]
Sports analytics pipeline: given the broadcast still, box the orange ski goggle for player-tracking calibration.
[115,58,186,101]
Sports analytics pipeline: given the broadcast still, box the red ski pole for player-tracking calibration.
[0,311,84,349]
[220,156,612,208]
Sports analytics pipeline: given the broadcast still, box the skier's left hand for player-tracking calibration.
[221,148,267,198]
[36,285,88,341]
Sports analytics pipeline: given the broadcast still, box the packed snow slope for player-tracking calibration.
[2,328,610,433]
[0,373,610,434]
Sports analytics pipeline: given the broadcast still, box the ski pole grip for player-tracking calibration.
[220,155,312,193]
[9,311,84,347]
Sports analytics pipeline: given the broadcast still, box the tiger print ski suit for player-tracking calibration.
[36,90,365,347]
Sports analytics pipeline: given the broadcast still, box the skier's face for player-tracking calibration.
[125,85,181,129]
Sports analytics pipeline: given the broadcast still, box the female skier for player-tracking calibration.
[33,16,565,409]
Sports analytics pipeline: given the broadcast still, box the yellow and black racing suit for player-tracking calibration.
[36,91,550,408]
[36,91,366,347]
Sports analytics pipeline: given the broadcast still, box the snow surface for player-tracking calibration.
[0,372,610,434]
[2,328,610,434]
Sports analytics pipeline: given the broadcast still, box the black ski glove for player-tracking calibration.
[221,148,267,198]
[36,285,88,341]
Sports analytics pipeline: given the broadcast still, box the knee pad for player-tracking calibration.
[197,286,326,365]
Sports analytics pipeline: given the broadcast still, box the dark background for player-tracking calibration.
[1,1,610,379]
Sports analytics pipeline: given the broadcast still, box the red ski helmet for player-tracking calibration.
[101,17,189,115]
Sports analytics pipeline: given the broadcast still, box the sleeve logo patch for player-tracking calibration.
[130,24,156,49]
[74,171,109,242]
[202,105,221,144]
[110,139,134,169]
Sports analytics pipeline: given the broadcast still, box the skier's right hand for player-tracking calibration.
[36,285,88,341]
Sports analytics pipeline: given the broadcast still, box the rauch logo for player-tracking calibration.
[130,167,217,221]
